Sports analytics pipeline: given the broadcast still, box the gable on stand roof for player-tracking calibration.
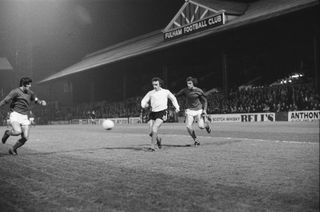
[164,0,247,32]
[164,0,219,32]
[192,0,248,16]
[0,57,13,71]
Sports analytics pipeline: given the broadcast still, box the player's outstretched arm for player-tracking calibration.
[0,90,16,108]
[175,88,184,97]
[199,90,208,112]
[141,92,151,109]
[40,100,47,106]
[35,98,47,106]
[168,91,180,113]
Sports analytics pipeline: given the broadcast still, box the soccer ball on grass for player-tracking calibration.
[102,119,114,130]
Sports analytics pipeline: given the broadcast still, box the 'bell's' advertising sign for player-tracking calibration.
[208,113,275,122]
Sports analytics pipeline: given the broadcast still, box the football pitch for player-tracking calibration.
[0,122,319,212]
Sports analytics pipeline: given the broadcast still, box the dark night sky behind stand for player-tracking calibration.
[0,0,183,81]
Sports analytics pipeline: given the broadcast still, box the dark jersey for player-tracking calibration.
[0,88,36,115]
[176,87,207,111]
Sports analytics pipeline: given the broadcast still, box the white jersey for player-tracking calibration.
[141,88,180,112]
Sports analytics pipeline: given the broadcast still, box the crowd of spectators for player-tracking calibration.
[2,83,318,124]
[206,83,319,114]
[29,96,143,123]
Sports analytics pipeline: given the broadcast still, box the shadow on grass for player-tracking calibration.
[2,139,242,156]
[162,144,192,147]
[22,145,194,155]
[163,139,242,147]
[0,152,9,157]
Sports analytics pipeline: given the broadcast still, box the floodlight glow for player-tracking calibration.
[292,74,299,78]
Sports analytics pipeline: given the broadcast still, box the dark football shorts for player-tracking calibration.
[148,110,167,121]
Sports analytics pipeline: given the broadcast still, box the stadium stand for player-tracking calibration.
[8,82,317,125]
[206,83,319,114]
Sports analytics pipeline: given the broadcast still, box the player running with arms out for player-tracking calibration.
[0,77,47,155]
[176,76,211,146]
[141,77,180,151]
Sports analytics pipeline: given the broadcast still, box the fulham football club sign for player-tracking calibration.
[163,0,226,41]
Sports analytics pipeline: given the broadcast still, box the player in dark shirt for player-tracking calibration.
[176,76,211,146]
[0,77,46,155]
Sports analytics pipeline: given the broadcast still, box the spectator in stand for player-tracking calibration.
[90,110,96,124]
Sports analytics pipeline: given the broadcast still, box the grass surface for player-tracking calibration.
[0,122,319,211]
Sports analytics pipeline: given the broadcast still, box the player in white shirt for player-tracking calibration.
[141,77,180,151]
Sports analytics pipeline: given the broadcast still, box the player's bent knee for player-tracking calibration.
[198,124,205,129]
[22,136,29,141]
[152,127,159,134]
[19,137,27,144]
[11,129,22,135]
[198,120,205,129]
[186,125,193,130]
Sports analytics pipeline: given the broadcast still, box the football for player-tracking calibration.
[102,119,114,130]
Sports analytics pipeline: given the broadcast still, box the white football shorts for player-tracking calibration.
[185,109,203,117]
[10,111,31,126]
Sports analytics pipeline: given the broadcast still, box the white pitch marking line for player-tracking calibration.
[213,136,317,145]
[107,133,318,145]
